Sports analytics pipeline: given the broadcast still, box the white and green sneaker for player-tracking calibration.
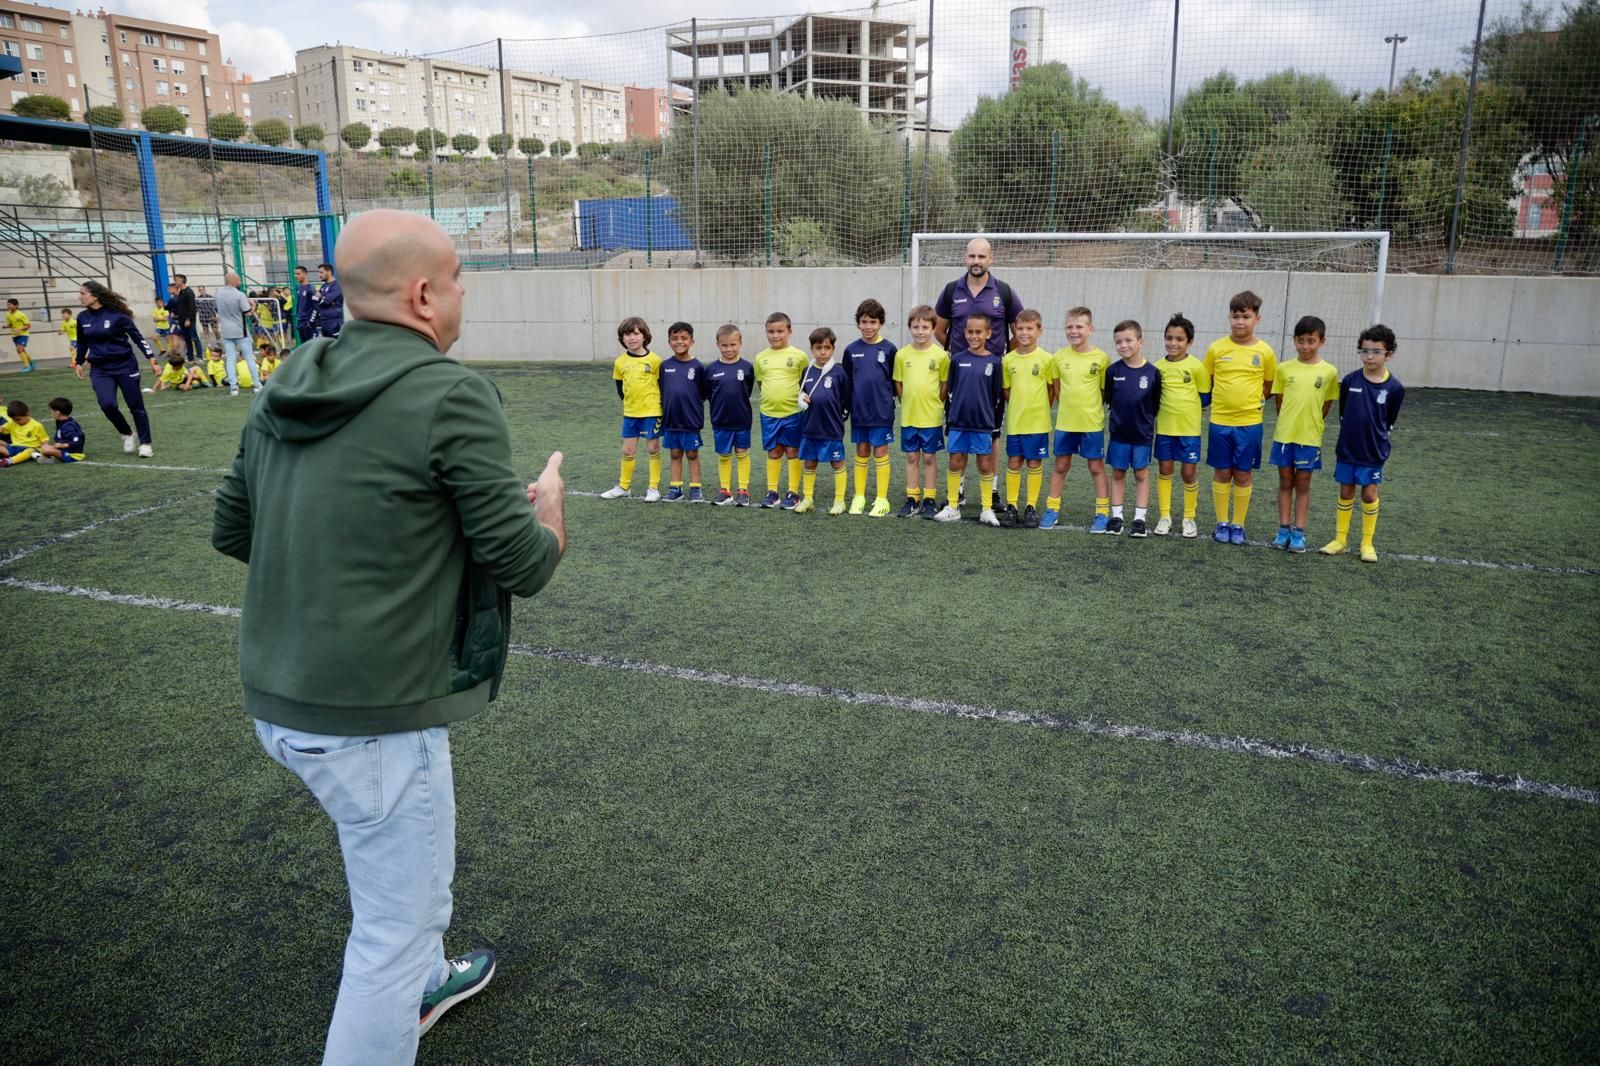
[418,948,496,1038]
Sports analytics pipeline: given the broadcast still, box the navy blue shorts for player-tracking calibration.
[622,415,663,440]
[1334,461,1383,486]
[761,412,802,451]
[946,429,993,456]
[851,425,893,447]
[713,427,751,454]
[662,429,702,452]
[798,438,845,463]
[1271,442,1322,470]
[1006,432,1049,460]
[1154,434,1201,464]
[1106,441,1152,470]
[1207,423,1263,471]
[901,426,943,454]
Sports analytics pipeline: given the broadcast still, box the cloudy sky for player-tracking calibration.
[122,0,1529,126]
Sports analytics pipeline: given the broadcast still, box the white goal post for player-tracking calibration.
[911,231,1392,338]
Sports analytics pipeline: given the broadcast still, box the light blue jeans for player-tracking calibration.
[256,721,455,1066]
[222,336,260,390]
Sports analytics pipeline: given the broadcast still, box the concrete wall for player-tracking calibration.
[456,267,1600,395]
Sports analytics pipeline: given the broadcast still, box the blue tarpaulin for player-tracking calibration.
[576,195,694,251]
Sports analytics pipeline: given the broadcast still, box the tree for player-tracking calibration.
[549,139,573,158]
[517,137,545,157]
[661,89,916,262]
[207,112,247,141]
[385,168,427,197]
[951,63,1160,232]
[141,104,186,134]
[293,123,325,147]
[576,141,606,161]
[378,126,415,151]
[340,122,372,151]
[486,133,511,156]
[84,104,124,128]
[13,95,71,121]
[451,133,480,155]
[253,117,290,146]
[417,127,448,153]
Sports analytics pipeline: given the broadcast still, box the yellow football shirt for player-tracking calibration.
[1155,355,1211,437]
[159,364,188,386]
[260,356,280,377]
[1052,347,1110,432]
[1203,336,1277,427]
[1,417,49,449]
[61,318,78,341]
[612,350,664,418]
[6,309,30,336]
[153,307,170,330]
[892,344,949,428]
[1002,347,1057,435]
[753,346,810,418]
[235,360,255,389]
[1272,359,1340,446]
[206,356,228,384]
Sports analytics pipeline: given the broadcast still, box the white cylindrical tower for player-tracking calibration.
[1009,7,1046,91]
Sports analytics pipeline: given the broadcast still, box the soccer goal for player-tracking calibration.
[910,231,1390,358]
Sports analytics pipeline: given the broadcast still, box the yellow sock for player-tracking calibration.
[1183,480,1198,520]
[1095,496,1110,518]
[689,481,701,490]
[1005,468,1021,508]
[1212,481,1231,523]
[788,458,802,492]
[619,454,636,489]
[738,452,751,491]
[981,474,996,509]
[923,486,938,501]
[1231,484,1252,526]
[854,455,870,497]
[875,455,891,500]
[766,456,782,492]
[718,454,732,490]
[835,470,848,506]
[1046,495,1061,512]
[947,470,962,505]
[1361,499,1380,547]
[1028,468,1044,509]
[1157,473,1173,519]
[647,452,662,490]
[802,469,816,501]
[670,479,683,489]
[1335,497,1355,542]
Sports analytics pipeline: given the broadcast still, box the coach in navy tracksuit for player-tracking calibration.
[72,280,155,456]
[293,264,316,345]
[313,262,343,338]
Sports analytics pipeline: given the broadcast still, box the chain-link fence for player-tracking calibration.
[2,0,1596,276]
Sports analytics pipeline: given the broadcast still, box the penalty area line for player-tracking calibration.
[0,490,216,569]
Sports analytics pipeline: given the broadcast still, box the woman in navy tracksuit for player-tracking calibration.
[72,281,155,457]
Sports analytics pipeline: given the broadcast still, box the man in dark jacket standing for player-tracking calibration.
[171,274,200,360]
[314,261,344,337]
[213,209,566,1065]
[293,264,316,346]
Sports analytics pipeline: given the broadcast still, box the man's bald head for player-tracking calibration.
[964,236,993,279]
[225,271,240,286]
[332,209,465,351]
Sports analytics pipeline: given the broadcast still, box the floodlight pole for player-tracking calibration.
[497,38,515,267]
[199,73,227,277]
[1166,0,1179,231]
[1384,33,1407,93]
[1446,0,1488,276]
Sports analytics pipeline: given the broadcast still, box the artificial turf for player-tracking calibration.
[1,364,1597,1063]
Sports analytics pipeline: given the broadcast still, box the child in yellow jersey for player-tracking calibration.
[891,304,949,518]
[152,353,194,391]
[1000,309,1057,528]
[752,311,810,509]
[60,307,79,362]
[1204,290,1277,545]
[0,398,49,465]
[152,299,171,354]
[204,348,229,387]
[1269,315,1339,553]
[259,346,280,380]
[1042,306,1111,531]
[6,298,33,372]
[234,355,256,390]
[1153,312,1212,538]
[600,316,665,501]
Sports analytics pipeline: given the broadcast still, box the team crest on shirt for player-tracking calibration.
[1182,371,1192,383]
[103,319,111,329]
[1139,376,1149,390]
[736,369,745,381]
[824,377,833,389]
[927,359,937,371]
[1376,390,1388,405]
[1314,376,1324,389]
[878,351,886,364]
[1251,354,1261,366]
[1031,364,1040,377]
[984,363,993,377]
[687,367,696,380]
[786,357,796,368]
[992,296,1001,308]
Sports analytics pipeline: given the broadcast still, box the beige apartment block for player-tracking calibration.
[1,2,83,118]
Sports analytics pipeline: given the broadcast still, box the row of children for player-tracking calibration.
[148,346,283,393]
[1,396,85,465]
[602,290,1404,560]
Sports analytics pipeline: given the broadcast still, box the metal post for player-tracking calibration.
[1375,123,1394,230]
[763,142,773,267]
[329,58,349,220]
[1385,34,1408,94]
[283,218,299,285]
[313,151,336,264]
[229,218,244,279]
[1204,127,1217,264]
[526,157,539,267]
[497,39,515,268]
[691,17,703,266]
[901,136,911,263]
[83,87,113,285]
[199,73,226,275]
[1046,128,1059,264]
[1446,0,1488,276]
[134,132,170,299]
[1554,123,1586,273]
[1166,0,1180,231]
[645,149,654,267]
[921,0,934,230]
[423,67,437,221]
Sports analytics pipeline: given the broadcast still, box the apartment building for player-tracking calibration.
[98,12,247,132]
[624,85,671,140]
[503,68,573,148]
[290,45,427,141]
[0,3,82,118]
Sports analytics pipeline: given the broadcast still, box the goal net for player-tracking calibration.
[910,232,1390,361]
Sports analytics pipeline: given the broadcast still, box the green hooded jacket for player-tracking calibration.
[212,319,561,735]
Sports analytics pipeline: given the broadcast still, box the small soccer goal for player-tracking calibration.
[910,231,1391,358]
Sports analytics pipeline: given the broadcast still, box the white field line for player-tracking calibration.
[0,568,1592,805]
[0,490,214,568]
